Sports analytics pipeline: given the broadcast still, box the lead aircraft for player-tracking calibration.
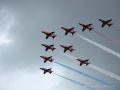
[98,19,113,28]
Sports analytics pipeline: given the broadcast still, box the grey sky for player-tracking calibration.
[0,0,120,90]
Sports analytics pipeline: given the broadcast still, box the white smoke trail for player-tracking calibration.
[76,34,120,59]
[56,50,120,81]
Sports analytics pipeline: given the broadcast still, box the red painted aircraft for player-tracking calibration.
[79,23,94,32]
[40,56,54,63]
[60,45,75,53]
[76,58,90,66]
[41,31,57,39]
[41,44,56,51]
[98,19,113,28]
[40,68,53,74]
[61,27,77,36]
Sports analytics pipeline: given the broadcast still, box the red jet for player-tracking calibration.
[76,58,90,66]
[41,44,56,51]
[79,23,94,32]
[61,27,77,36]
[40,68,53,74]
[41,31,57,39]
[98,19,113,28]
[40,56,54,63]
[60,45,75,53]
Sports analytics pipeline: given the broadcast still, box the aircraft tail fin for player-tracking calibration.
[108,23,113,27]
[52,48,56,51]
[89,27,94,31]
[71,31,77,35]
[49,71,53,74]
[50,59,54,63]
[70,49,75,52]
[52,35,57,39]
[86,62,90,66]
[86,63,89,66]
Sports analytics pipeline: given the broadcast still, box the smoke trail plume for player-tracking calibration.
[53,61,120,90]
[92,30,120,45]
[56,50,120,80]
[53,73,96,90]
[112,26,120,32]
[76,34,120,59]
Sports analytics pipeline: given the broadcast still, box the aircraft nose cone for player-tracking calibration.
[98,19,101,21]
[40,56,42,58]
[60,45,62,47]
[40,68,42,69]
[61,27,63,29]
[41,44,44,46]
[78,23,82,25]
[41,31,43,32]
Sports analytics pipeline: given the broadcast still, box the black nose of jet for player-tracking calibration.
[41,44,44,46]
[98,19,101,21]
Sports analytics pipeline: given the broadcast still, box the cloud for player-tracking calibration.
[0,8,14,46]
[0,64,63,90]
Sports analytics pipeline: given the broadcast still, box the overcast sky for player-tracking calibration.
[0,0,120,90]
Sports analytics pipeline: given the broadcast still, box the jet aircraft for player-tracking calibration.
[76,58,90,66]
[41,31,57,39]
[40,56,54,63]
[40,68,53,74]
[79,23,94,32]
[41,44,56,51]
[61,27,77,35]
[60,45,75,53]
[98,19,113,28]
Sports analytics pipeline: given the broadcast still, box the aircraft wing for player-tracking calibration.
[49,44,54,47]
[69,27,74,30]
[44,71,46,74]
[48,68,51,70]
[82,27,86,31]
[84,60,89,62]
[80,62,83,66]
[65,31,69,35]
[64,49,67,53]
[50,32,55,34]
[86,24,92,27]
[46,35,49,39]
[106,19,112,23]
[45,48,48,51]
[68,45,73,48]
[48,56,52,59]
[44,60,47,63]
[101,23,106,27]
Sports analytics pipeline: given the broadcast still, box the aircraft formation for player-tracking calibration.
[40,19,113,74]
